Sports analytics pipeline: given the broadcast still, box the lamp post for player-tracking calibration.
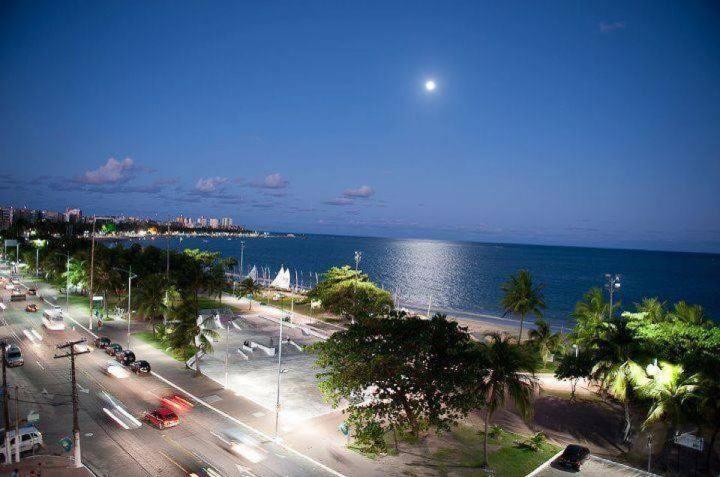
[114,267,137,350]
[354,251,362,271]
[239,241,245,279]
[604,274,621,320]
[224,315,237,389]
[89,216,113,330]
[31,239,46,277]
[572,344,579,358]
[274,312,288,441]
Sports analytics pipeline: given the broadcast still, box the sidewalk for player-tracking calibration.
[0,456,95,477]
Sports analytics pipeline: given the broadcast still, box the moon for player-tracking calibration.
[425,80,436,91]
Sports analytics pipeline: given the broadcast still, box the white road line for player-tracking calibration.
[35,360,44,370]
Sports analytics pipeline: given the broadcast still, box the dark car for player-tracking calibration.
[27,288,37,296]
[105,343,123,356]
[25,303,38,312]
[130,360,151,375]
[94,337,111,349]
[145,408,179,429]
[555,444,590,471]
[116,350,136,365]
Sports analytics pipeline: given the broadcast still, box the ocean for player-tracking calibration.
[125,234,720,328]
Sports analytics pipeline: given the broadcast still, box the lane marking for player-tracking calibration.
[159,450,189,474]
[35,360,44,370]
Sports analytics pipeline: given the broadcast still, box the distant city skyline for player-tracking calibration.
[1,1,719,253]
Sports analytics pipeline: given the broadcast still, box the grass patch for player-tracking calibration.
[198,296,242,313]
[432,426,560,477]
[134,331,194,362]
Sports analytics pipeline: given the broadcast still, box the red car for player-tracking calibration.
[145,408,179,429]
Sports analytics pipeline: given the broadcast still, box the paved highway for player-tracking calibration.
[0,268,341,477]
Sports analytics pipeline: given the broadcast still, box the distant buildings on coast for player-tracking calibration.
[0,205,240,233]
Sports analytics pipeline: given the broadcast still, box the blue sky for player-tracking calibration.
[1,1,719,252]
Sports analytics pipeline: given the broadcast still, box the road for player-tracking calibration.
[0,268,342,477]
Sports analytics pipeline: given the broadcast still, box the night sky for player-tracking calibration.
[1,1,719,252]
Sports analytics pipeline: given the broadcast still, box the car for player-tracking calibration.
[130,360,151,374]
[115,350,136,365]
[105,343,123,356]
[0,425,43,462]
[3,344,23,367]
[73,342,89,353]
[10,292,26,301]
[101,361,130,379]
[555,444,590,471]
[25,304,38,313]
[161,394,194,411]
[27,288,37,296]
[4,284,14,291]
[145,408,179,429]
[94,337,111,349]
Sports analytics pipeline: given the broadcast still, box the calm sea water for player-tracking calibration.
[126,235,720,327]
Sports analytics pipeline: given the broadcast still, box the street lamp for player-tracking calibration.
[604,273,621,320]
[114,267,137,350]
[239,241,245,279]
[572,344,579,358]
[224,315,238,389]
[274,312,289,441]
[89,216,113,330]
[31,239,46,277]
[354,251,362,271]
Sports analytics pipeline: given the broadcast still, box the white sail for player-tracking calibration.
[270,266,291,290]
[248,265,258,281]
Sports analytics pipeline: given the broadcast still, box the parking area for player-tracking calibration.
[531,453,659,477]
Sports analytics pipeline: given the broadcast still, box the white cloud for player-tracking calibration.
[251,173,289,189]
[195,177,229,193]
[343,185,375,198]
[79,157,136,185]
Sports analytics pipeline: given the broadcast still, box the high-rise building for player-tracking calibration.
[0,207,13,230]
[197,216,207,227]
[64,207,82,223]
[40,210,62,222]
[209,218,220,229]
[221,217,233,228]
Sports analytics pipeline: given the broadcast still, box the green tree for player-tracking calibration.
[571,287,610,348]
[635,297,667,324]
[633,362,699,454]
[166,298,219,376]
[63,258,89,293]
[668,301,711,327]
[474,334,538,468]
[311,314,478,439]
[205,264,226,304]
[500,270,546,342]
[134,274,168,335]
[310,266,393,322]
[236,278,262,310]
[696,373,720,469]
[554,350,594,402]
[590,317,645,443]
[528,319,563,364]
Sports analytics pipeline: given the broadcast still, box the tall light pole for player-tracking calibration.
[274,312,287,441]
[224,316,236,389]
[239,241,245,279]
[31,239,46,278]
[114,267,137,349]
[354,251,362,271]
[604,274,621,320]
[165,220,170,326]
[89,216,112,330]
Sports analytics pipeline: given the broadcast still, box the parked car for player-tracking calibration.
[25,304,38,313]
[3,344,23,367]
[27,288,37,296]
[130,360,151,375]
[94,337,111,349]
[0,425,43,462]
[144,408,179,429]
[10,292,26,301]
[555,444,590,471]
[73,341,89,353]
[101,361,130,379]
[115,350,136,365]
[105,343,123,356]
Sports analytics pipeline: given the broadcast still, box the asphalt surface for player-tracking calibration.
[0,267,341,477]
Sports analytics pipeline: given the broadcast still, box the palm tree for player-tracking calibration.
[590,317,645,443]
[63,258,89,293]
[528,319,562,364]
[477,334,538,468]
[500,270,546,342]
[205,264,226,304]
[134,274,167,335]
[669,301,711,327]
[633,362,699,454]
[236,278,262,310]
[571,288,610,347]
[696,374,720,469]
[635,297,667,323]
[167,298,219,376]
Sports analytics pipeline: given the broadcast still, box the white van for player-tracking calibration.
[0,425,43,462]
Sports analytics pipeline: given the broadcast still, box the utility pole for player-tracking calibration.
[224,316,232,389]
[1,342,11,463]
[54,339,89,468]
[113,267,137,349]
[13,385,19,463]
[165,221,170,326]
